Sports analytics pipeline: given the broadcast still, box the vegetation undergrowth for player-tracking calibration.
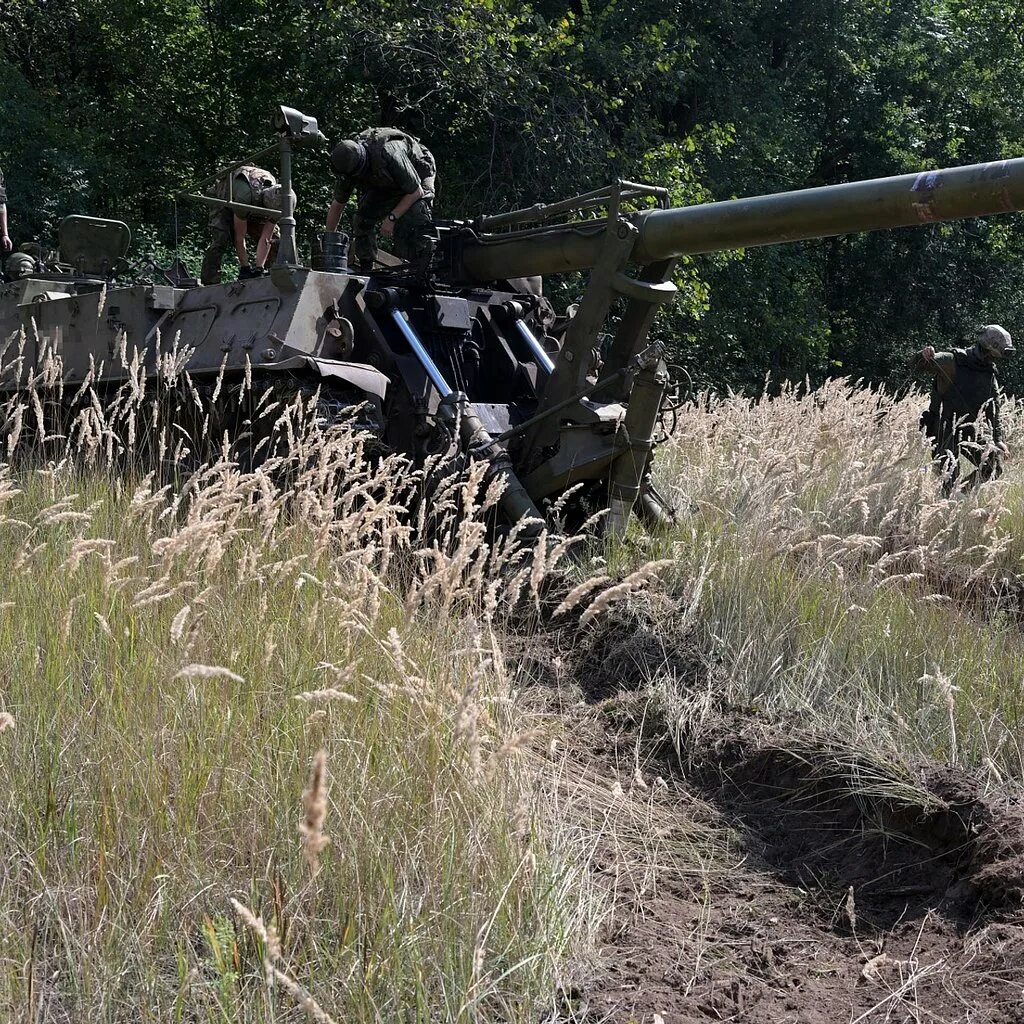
[0,339,628,1022]
[643,379,1024,783]
[0,462,614,1020]
[7,333,1024,1018]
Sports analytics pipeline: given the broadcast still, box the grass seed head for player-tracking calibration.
[174,664,244,683]
[300,749,330,876]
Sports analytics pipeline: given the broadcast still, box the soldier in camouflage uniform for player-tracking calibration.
[325,128,437,270]
[201,165,284,285]
[911,324,1014,494]
[0,165,11,254]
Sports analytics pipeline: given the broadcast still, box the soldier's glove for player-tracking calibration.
[238,265,261,280]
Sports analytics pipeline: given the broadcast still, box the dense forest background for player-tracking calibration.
[2,0,1024,391]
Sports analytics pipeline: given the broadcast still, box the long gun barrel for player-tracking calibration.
[459,158,1024,283]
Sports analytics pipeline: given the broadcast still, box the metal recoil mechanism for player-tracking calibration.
[454,160,1024,282]
[5,107,1024,537]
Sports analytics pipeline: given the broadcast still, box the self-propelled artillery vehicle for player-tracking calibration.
[4,105,1024,534]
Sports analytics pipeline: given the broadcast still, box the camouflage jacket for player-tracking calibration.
[211,165,277,221]
[333,129,436,202]
[912,345,1002,443]
[0,165,7,206]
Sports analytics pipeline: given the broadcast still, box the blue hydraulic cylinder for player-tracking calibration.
[389,309,453,397]
[514,320,555,374]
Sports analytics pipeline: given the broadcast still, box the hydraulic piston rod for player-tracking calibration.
[459,158,1024,283]
[514,321,555,375]
[389,309,453,397]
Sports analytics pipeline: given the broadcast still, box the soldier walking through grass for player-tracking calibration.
[325,128,437,272]
[911,324,1014,494]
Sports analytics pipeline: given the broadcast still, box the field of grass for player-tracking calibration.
[0,459,612,1021]
[647,380,1024,783]
[3,343,1024,1020]
[0,364,608,1021]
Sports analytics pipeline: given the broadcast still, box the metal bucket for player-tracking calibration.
[311,230,349,273]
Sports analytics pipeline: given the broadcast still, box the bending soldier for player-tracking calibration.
[325,128,437,271]
[0,165,11,253]
[911,324,1014,494]
[201,165,286,284]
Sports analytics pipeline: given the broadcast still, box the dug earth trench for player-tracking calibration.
[517,613,1024,1023]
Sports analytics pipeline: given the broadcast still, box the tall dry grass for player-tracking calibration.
[0,328,613,1022]
[7,311,1024,1017]
[648,379,1024,781]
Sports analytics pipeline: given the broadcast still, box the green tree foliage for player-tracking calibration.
[1,0,1022,390]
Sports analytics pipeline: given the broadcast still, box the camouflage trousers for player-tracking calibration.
[200,210,279,285]
[352,191,436,269]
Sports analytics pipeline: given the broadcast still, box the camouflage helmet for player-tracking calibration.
[330,140,367,176]
[978,324,1015,357]
[4,252,35,281]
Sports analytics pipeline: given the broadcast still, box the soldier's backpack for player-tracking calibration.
[356,128,436,187]
[920,347,997,437]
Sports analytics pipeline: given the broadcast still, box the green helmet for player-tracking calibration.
[4,252,35,281]
[330,139,367,176]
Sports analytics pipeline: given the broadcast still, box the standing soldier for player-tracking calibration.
[201,165,286,284]
[912,324,1014,494]
[325,128,437,272]
[0,165,11,253]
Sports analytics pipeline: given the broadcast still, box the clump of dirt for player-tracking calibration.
[568,594,701,702]
[554,694,1024,1024]
[555,598,1024,923]
[924,764,1024,910]
[506,591,701,700]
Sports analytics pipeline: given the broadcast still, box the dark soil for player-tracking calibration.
[686,717,1024,926]
[520,606,1024,1023]
[564,702,1024,1024]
